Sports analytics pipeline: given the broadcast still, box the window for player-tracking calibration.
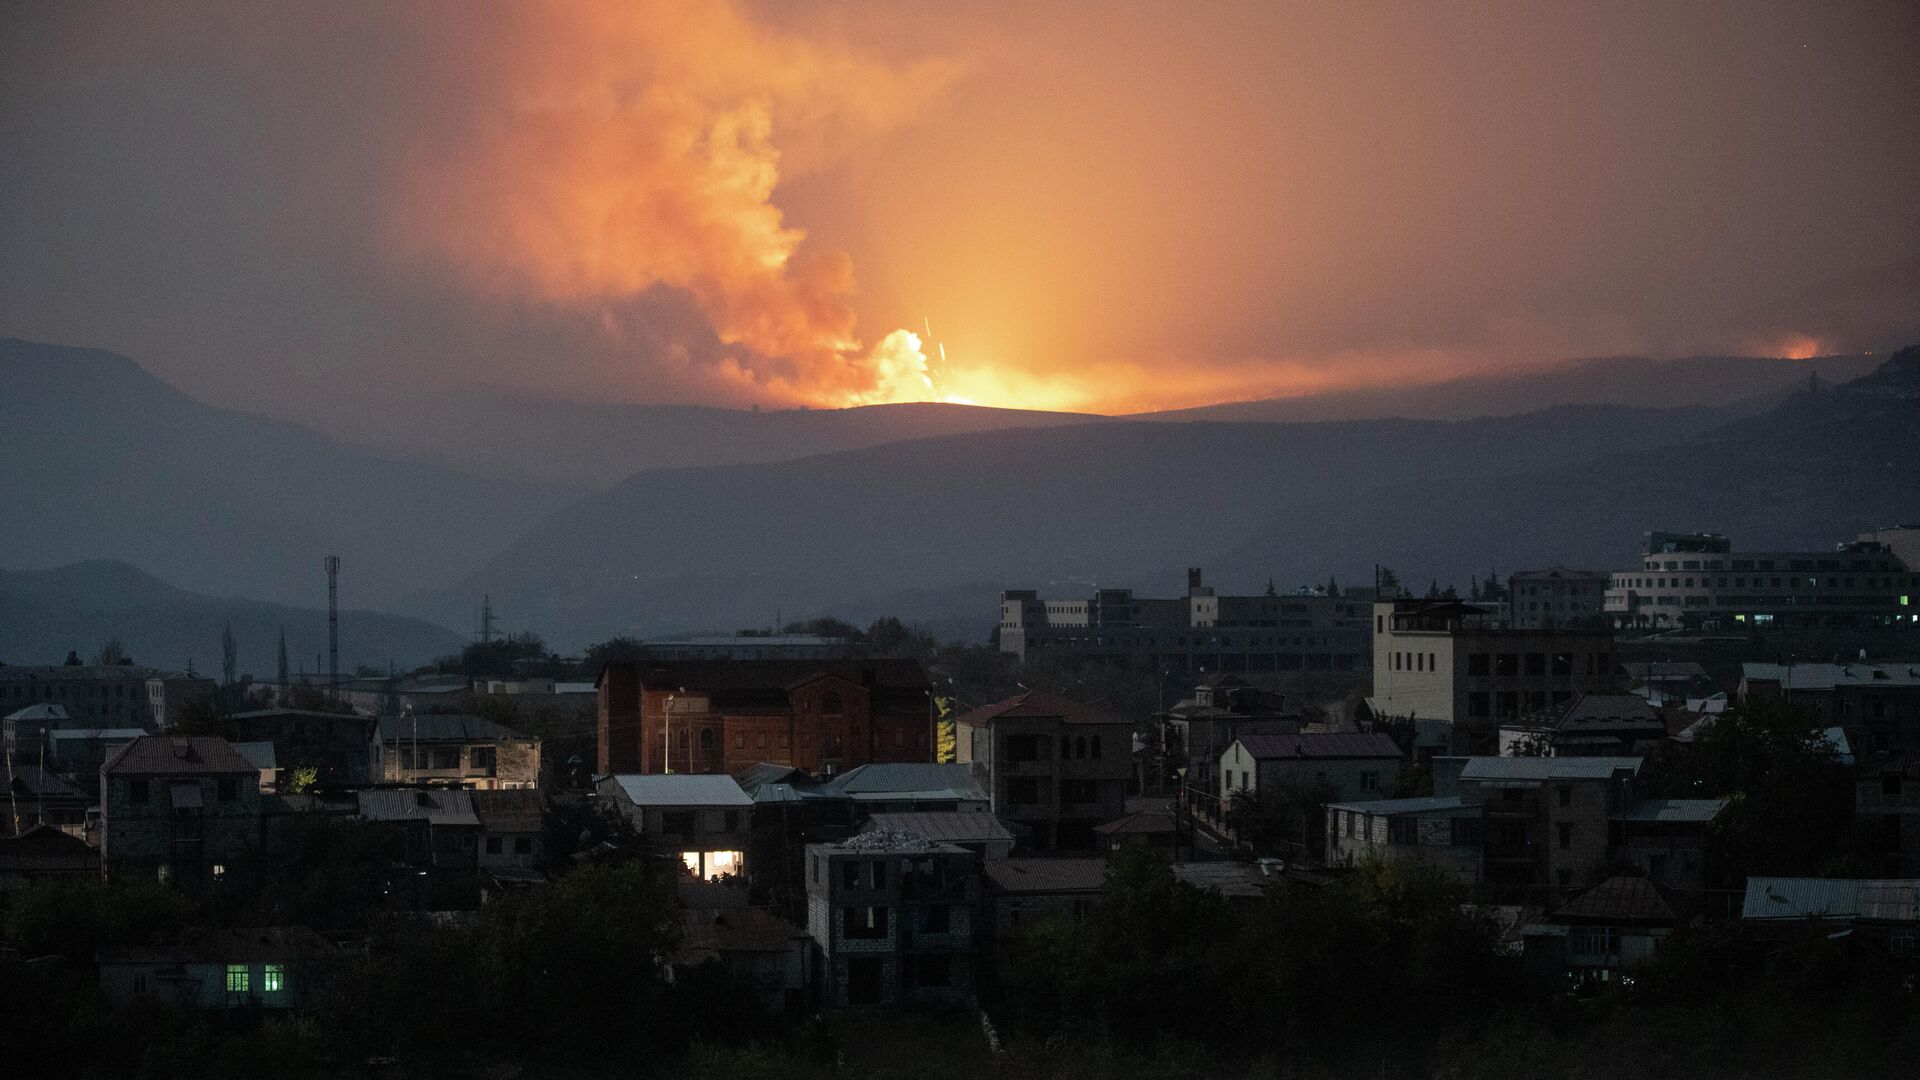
[1494,654,1518,677]
[661,811,695,834]
[871,860,888,888]
[812,854,821,884]
[1557,823,1573,850]
[1525,653,1546,676]
[914,954,952,988]
[1008,777,1041,806]
[429,746,460,770]
[486,837,503,854]
[514,836,533,854]
[1006,734,1044,762]
[844,906,889,939]
[129,780,149,804]
[842,861,861,889]
[1360,771,1380,792]
[1569,926,1615,958]
[1075,735,1087,759]
[925,904,950,933]
[1467,692,1490,719]
[469,745,497,774]
[1557,785,1572,808]
[1885,774,1904,796]
[1090,736,1102,759]
[723,810,740,832]
[263,964,285,993]
[1387,817,1417,845]
[226,964,250,993]
[217,777,238,802]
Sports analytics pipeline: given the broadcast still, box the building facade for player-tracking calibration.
[1324,795,1482,882]
[596,660,934,777]
[1506,567,1609,629]
[805,832,980,1007]
[955,691,1132,851]
[370,714,541,790]
[101,736,263,883]
[1604,531,1918,631]
[0,662,162,727]
[1218,732,1404,806]
[598,773,754,880]
[229,708,378,785]
[999,569,1375,675]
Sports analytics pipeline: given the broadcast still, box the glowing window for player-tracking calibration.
[263,964,285,993]
[225,964,249,993]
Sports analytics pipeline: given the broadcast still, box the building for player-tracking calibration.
[354,788,481,870]
[1610,798,1728,894]
[0,824,99,890]
[1218,732,1404,806]
[47,727,147,778]
[1324,795,1482,883]
[370,713,541,790]
[1506,568,1609,630]
[0,662,162,727]
[1856,754,1920,875]
[956,691,1133,851]
[1742,877,1919,954]
[96,926,335,1010]
[647,635,864,661]
[145,673,218,730]
[472,788,546,873]
[1604,531,1918,631]
[1160,675,1302,807]
[1170,861,1273,900]
[862,811,1014,860]
[1522,876,1678,989]
[1495,693,1669,757]
[981,857,1108,937]
[1369,598,1615,749]
[596,659,934,777]
[999,568,1376,675]
[1092,809,1179,858]
[1445,756,1642,893]
[823,763,990,814]
[1738,661,1920,755]
[233,741,278,794]
[3,703,74,763]
[101,736,263,883]
[4,762,91,832]
[805,831,980,1007]
[676,906,815,1013]
[228,708,378,785]
[597,773,754,880]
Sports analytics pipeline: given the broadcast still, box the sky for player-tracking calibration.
[2,0,1916,416]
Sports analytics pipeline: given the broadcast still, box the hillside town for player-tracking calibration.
[3,526,1918,1077]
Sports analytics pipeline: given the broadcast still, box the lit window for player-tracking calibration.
[263,964,285,993]
[225,964,250,993]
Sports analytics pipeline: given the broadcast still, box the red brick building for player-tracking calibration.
[596,660,934,777]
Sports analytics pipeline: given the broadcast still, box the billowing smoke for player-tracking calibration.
[382,0,954,404]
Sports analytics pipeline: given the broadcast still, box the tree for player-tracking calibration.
[1426,579,1441,598]
[221,622,237,686]
[1377,566,1401,590]
[580,636,646,676]
[1266,578,1278,597]
[1326,575,1339,597]
[94,638,130,666]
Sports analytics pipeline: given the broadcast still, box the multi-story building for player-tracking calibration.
[1506,568,1609,630]
[1443,756,1641,894]
[1738,661,1920,756]
[1369,598,1615,750]
[645,635,865,661]
[999,569,1375,675]
[1495,693,1670,758]
[955,691,1132,851]
[595,660,934,777]
[1218,732,1404,806]
[101,736,263,883]
[804,831,979,1007]
[370,714,541,790]
[597,773,753,880]
[145,673,219,730]
[229,707,378,785]
[0,662,162,727]
[1324,795,1482,883]
[1160,675,1302,803]
[1604,531,1918,631]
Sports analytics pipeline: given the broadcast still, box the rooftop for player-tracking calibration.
[1741,662,1920,691]
[863,811,1013,845]
[355,788,480,827]
[603,773,753,808]
[1172,861,1272,898]
[471,788,545,832]
[1233,732,1401,761]
[1327,794,1472,816]
[953,690,1122,729]
[2,703,72,723]
[97,926,335,965]
[1554,876,1677,923]
[232,741,277,771]
[1742,877,1920,922]
[1457,756,1642,783]
[598,658,930,698]
[678,907,808,960]
[817,829,965,855]
[103,736,257,776]
[1093,809,1177,836]
[374,714,530,744]
[982,857,1109,894]
[824,763,985,803]
[1617,798,1729,823]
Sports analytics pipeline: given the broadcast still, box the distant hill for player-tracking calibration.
[1144,353,1884,425]
[0,338,575,607]
[327,391,1111,487]
[0,560,466,674]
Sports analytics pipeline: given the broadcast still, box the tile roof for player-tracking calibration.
[864,811,1012,844]
[7,763,89,802]
[1617,798,1728,823]
[1553,876,1677,923]
[824,763,985,802]
[0,823,98,871]
[1093,810,1177,836]
[1742,877,1920,922]
[374,714,529,743]
[471,789,545,832]
[1544,694,1664,731]
[103,736,257,775]
[1326,795,1472,816]
[983,857,1109,894]
[678,907,808,957]
[96,926,335,965]
[603,773,753,808]
[1232,732,1402,760]
[1457,756,1642,782]
[953,690,1123,728]
[355,788,480,826]
[1171,861,1273,898]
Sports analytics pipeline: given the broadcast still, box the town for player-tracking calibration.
[4,525,1918,1077]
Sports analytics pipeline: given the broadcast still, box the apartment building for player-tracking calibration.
[999,568,1375,675]
[955,691,1132,851]
[804,831,979,1007]
[101,737,263,883]
[1444,756,1641,894]
[1370,599,1615,750]
[1738,661,1920,756]
[1506,567,1609,630]
[1604,531,1917,631]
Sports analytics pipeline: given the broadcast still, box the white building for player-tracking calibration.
[1604,531,1917,631]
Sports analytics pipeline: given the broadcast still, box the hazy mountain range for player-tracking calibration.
[3,335,1915,659]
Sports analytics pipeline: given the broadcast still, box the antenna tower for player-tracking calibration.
[324,555,340,692]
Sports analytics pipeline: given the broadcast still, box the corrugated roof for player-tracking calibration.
[103,736,257,776]
[471,789,545,832]
[356,788,480,826]
[1326,794,1472,816]
[1741,662,1920,691]
[1458,756,1642,782]
[48,727,148,742]
[1618,798,1728,823]
[1093,810,1177,836]
[232,741,277,771]
[952,690,1123,729]
[2,703,72,722]
[1742,877,1920,921]
[825,763,985,802]
[374,714,529,743]
[864,811,1012,844]
[1233,732,1401,761]
[7,763,88,801]
[1170,861,1271,898]
[1553,876,1676,923]
[604,773,753,808]
[983,857,1108,894]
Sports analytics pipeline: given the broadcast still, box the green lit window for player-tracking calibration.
[263,964,285,992]
[225,964,249,993]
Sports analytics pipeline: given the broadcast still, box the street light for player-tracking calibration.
[663,694,675,774]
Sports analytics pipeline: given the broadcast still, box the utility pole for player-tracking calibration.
[325,555,340,696]
[478,595,497,646]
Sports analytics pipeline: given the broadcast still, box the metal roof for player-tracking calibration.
[374,714,529,744]
[1232,732,1402,761]
[953,690,1124,728]
[1618,798,1728,823]
[1742,877,1920,921]
[824,763,985,802]
[1458,756,1642,782]
[982,857,1109,894]
[603,773,753,808]
[355,788,480,827]
[471,789,545,832]
[1171,861,1272,898]
[864,811,1012,844]
[1326,794,1472,816]
[1741,662,1920,691]
[232,741,278,771]
[2,703,72,722]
